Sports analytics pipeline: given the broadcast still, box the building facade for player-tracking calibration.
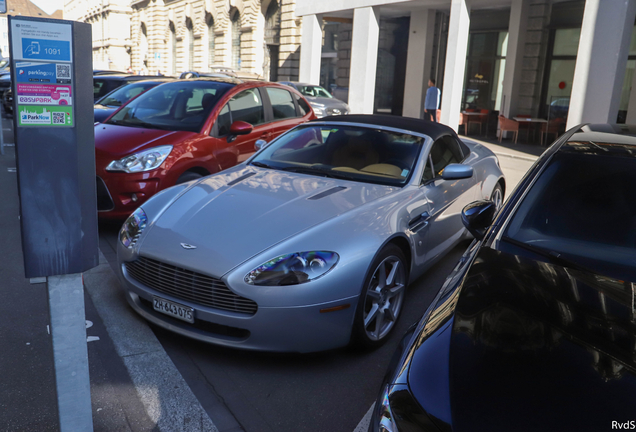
[65,0,302,81]
[65,0,132,71]
[297,0,636,132]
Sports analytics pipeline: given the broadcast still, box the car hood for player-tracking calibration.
[410,247,636,431]
[139,166,397,277]
[94,123,193,160]
[305,97,347,108]
[93,105,117,123]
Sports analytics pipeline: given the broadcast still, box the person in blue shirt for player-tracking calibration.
[424,79,440,122]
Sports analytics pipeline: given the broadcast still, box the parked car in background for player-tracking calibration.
[96,77,315,219]
[93,69,128,76]
[279,81,349,117]
[369,123,636,432]
[114,115,504,352]
[94,78,173,123]
[93,74,159,102]
[180,68,262,81]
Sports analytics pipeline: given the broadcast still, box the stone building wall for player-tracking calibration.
[65,0,132,71]
[66,0,300,79]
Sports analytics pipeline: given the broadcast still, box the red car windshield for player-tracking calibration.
[107,81,233,132]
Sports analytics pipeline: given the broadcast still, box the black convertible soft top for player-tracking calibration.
[310,114,456,141]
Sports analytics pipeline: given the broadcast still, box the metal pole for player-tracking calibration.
[47,273,93,432]
[0,104,4,156]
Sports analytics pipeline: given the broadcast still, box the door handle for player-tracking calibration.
[409,211,431,232]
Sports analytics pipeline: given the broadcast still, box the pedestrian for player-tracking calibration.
[424,79,440,122]
[126,66,133,74]
[157,69,164,76]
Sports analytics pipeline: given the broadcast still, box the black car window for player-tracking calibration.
[503,144,636,278]
[107,81,232,132]
[228,88,265,126]
[429,137,461,177]
[294,93,311,116]
[421,155,435,183]
[266,87,298,120]
[216,104,231,136]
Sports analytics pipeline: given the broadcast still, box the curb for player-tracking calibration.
[84,251,218,432]
[491,151,538,162]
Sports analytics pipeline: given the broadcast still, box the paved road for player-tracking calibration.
[98,146,537,432]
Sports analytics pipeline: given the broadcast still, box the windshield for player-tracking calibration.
[502,141,636,279]
[251,124,424,186]
[298,85,332,99]
[97,81,160,107]
[107,81,232,132]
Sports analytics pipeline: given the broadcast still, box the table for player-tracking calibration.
[462,111,488,136]
[513,117,548,143]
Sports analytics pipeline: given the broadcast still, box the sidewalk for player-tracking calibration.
[0,142,216,431]
[461,134,544,161]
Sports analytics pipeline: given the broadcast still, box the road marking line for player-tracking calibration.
[353,403,375,432]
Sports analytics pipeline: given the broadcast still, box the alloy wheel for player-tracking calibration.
[363,256,406,341]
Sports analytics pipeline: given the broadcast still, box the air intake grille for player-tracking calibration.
[125,257,258,315]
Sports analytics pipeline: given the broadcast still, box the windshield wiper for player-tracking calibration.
[281,165,356,181]
[501,235,589,272]
[251,161,274,169]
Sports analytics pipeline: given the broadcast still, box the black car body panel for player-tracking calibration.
[371,124,636,432]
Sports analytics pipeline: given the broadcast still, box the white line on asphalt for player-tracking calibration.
[87,336,100,342]
[84,251,217,432]
[353,403,375,432]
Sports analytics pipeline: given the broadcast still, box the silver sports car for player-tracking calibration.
[116,115,505,352]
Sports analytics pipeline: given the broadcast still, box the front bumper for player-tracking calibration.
[97,172,162,220]
[116,255,359,353]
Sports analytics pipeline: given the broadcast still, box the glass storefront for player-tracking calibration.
[462,31,508,111]
[541,28,580,121]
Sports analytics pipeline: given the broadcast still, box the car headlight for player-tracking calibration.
[378,384,399,432]
[244,251,339,286]
[310,103,326,117]
[119,207,148,248]
[106,145,172,173]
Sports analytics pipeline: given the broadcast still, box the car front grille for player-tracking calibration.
[125,256,258,315]
[96,176,114,211]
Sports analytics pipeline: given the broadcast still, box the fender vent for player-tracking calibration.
[227,172,257,186]
[308,186,347,200]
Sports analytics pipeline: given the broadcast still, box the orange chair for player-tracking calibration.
[498,115,519,143]
[458,112,468,135]
[468,109,489,135]
[541,118,563,145]
[436,109,441,122]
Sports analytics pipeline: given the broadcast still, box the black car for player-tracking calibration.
[370,123,636,432]
[93,78,172,123]
[93,74,159,102]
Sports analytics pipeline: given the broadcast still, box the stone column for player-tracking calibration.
[500,0,529,118]
[440,0,470,131]
[403,9,436,118]
[299,14,322,84]
[348,7,380,114]
[567,0,636,128]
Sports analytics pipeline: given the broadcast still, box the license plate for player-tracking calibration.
[153,296,195,323]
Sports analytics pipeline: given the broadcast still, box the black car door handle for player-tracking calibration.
[409,211,431,232]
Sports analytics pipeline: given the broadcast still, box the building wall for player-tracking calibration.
[65,0,300,79]
[65,0,132,71]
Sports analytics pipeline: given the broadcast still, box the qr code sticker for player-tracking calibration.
[53,112,65,124]
[56,64,71,79]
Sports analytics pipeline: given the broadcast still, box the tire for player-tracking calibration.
[176,171,204,185]
[490,183,504,212]
[352,244,409,349]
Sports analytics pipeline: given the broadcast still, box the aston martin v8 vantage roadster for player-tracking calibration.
[116,115,505,352]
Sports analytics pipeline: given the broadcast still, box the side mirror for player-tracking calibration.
[229,120,253,136]
[254,139,268,151]
[461,200,496,240]
[442,163,474,180]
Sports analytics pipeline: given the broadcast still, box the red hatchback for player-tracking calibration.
[95,78,316,219]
